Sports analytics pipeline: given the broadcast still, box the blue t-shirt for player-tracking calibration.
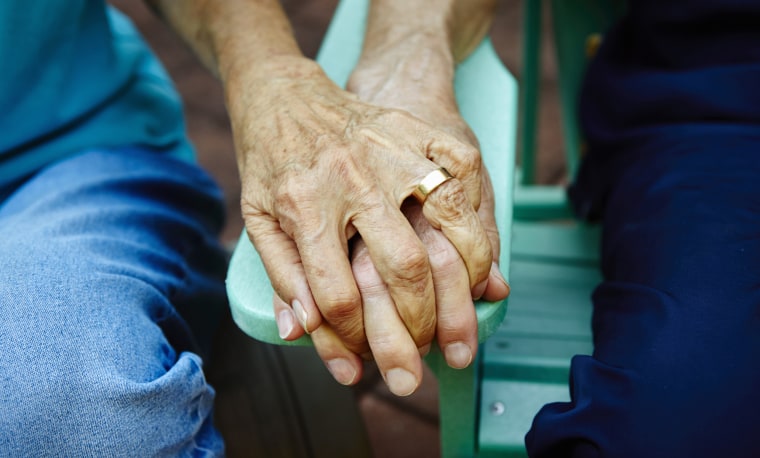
[572,0,760,219]
[0,2,192,188]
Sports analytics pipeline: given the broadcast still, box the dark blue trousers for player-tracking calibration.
[528,131,760,457]
[526,1,760,455]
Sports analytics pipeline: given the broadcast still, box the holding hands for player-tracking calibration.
[150,0,507,396]
[268,1,509,395]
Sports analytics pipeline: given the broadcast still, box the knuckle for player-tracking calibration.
[240,196,270,231]
[431,180,470,218]
[337,323,367,351]
[433,132,480,172]
[355,281,388,301]
[239,196,259,219]
[351,249,375,276]
[437,308,475,336]
[406,313,436,344]
[386,243,430,287]
[369,332,416,360]
[453,149,482,205]
[320,293,366,345]
[462,125,481,149]
[327,153,372,194]
[274,176,316,207]
[368,334,397,358]
[320,291,362,322]
[437,323,469,343]
[425,237,461,272]
[240,205,284,253]
[241,213,263,240]
[437,319,465,337]
[353,259,388,297]
[271,178,317,235]
[312,325,367,360]
[457,145,482,172]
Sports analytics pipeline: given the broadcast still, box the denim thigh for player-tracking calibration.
[0,148,228,456]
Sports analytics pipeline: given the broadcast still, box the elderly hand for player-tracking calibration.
[235,57,494,359]
[274,47,510,394]
[276,166,509,395]
[269,0,508,393]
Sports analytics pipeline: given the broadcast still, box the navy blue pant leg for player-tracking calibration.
[526,132,760,457]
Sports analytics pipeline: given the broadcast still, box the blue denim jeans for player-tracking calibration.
[0,148,228,456]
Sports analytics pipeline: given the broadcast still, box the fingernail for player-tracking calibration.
[472,279,488,300]
[326,358,357,386]
[418,343,431,357]
[276,309,295,339]
[385,368,419,397]
[490,262,509,289]
[444,342,473,369]
[292,299,309,333]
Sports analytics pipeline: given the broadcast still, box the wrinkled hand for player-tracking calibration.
[350,169,509,396]
[276,168,509,396]
[233,58,493,358]
[272,69,511,394]
[265,44,511,394]
[344,60,510,394]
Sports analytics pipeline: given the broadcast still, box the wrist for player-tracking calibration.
[347,36,457,114]
[223,56,327,117]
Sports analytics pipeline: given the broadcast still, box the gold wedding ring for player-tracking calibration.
[412,167,453,203]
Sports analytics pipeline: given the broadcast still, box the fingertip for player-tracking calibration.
[276,308,301,340]
[273,294,305,340]
[292,298,322,334]
[292,299,308,331]
[311,324,364,386]
[490,262,508,286]
[482,262,510,301]
[443,341,474,369]
[471,278,488,300]
[384,367,420,397]
[326,357,361,386]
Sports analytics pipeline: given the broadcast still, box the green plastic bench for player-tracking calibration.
[477,1,624,456]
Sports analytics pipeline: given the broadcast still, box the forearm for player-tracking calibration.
[145,0,320,97]
[349,0,497,110]
[363,0,496,63]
